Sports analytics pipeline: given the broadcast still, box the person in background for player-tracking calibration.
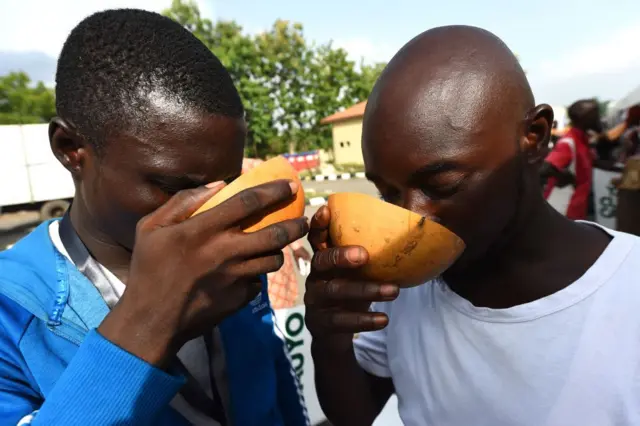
[541,99,602,219]
[619,105,640,163]
[550,120,560,146]
[242,158,311,309]
[0,9,308,425]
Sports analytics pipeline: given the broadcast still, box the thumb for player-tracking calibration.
[308,205,331,251]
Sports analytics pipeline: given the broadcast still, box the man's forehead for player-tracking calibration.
[103,114,245,174]
[369,65,504,137]
[363,93,518,182]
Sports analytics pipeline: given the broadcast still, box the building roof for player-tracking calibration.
[320,101,367,125]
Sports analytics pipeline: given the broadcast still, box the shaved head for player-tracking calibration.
[362,25,553,273]
[367,26,533,142]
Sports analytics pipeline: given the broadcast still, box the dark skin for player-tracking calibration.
[305,26,611,426]
[50,105,309,367]
[540,100,601,185]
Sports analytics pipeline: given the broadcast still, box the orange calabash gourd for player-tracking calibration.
[328,192,465,288]
[191,156,306,232]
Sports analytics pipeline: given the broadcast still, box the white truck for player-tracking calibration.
[0,123,74,219]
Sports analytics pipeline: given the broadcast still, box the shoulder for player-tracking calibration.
[581,225,640,290]
[551,138,575,154]
[0,222,61,323]
[0,294,34,349]
[0,294,38,388]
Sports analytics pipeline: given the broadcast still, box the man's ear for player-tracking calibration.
[49,117,89,179]
[521,104,554,164]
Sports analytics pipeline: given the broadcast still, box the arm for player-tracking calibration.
[312,301,394,426]
[312,341,394,426]
[0,297,43,425]
[9,331,184,425]
[540,141,575,187]
[605,122,627,142]
[0,295,184,425]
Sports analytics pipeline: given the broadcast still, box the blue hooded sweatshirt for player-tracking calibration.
[0,220,308,425]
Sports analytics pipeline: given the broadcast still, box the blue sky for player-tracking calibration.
[2,0,639,106]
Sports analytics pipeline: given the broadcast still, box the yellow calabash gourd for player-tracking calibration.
[191,156,306,232]
[328,192,465,288]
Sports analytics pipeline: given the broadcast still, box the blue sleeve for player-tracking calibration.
[27,330,185,425]
[0,296,43,425]
[260,276,309,426]
[0,293,185,425]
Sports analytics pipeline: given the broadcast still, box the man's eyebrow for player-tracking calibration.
[365,162,460,183]
[410,162,459,179]
[149,174,207,188]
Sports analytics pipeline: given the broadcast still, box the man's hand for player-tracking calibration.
[304,206,399,352]
[540,161,576,189]
[98,180,309,367]
[554,169,576,188]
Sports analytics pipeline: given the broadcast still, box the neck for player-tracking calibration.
[444,192,609,308]
[69,201,132,283]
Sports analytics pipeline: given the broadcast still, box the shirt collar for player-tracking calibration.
[566,127,589,145]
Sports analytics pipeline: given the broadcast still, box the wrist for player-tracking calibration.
[98,297,178,369]
[311,333,355,356]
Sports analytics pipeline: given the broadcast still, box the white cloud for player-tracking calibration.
[0,0,214,57]
[332,36,398,65]
[529,24,640,83]
[510,23,640,105]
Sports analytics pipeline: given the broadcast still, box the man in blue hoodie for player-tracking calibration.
[0,9,309,426]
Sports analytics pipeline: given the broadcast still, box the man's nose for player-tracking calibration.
[401,189,435,218]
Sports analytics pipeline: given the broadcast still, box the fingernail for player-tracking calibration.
[206,181,225,189]
[373,314,388,327]
[289,180,299,194]
[346,248,363,263]
[380,284,399,298]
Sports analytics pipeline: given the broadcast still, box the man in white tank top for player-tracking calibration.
[303,26,640,426]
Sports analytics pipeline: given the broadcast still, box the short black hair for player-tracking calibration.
[567,99,596,124]
[55,8,244,153]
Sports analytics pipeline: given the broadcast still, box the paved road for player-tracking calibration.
[303,177,377,197]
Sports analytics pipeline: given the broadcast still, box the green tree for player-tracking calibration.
[0,71,55,124]
[164,0,278,157]
[163,0,386,156]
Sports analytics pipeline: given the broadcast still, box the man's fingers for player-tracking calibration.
[305,279,399,307]
[188,180,298,233]
[306,310,389,334]
[226,252,286,277]
[311,246,369,273]
[308,206,330,251]
[232,217,309,258]
[140,183,226,230]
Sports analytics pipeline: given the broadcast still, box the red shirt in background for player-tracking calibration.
[543,127,593,220]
